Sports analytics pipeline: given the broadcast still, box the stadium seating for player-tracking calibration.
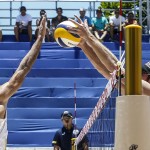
[0,40,148,147]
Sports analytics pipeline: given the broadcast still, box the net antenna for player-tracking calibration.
[73,82,78,150]
[118,0,123,96]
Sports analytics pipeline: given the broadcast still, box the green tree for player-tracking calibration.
[100,1,138,18]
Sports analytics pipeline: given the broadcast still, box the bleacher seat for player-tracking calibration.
[12,87,104,98]
[2,34,150,43]
[0,78,107,87]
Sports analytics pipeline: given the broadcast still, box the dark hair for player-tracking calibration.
[40,9,46,15]
[115,8,120,12]
[20,6,26,12]
[96,9,102,13]
[56,7,63,12]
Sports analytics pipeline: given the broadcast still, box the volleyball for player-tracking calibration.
[54,20,81,48]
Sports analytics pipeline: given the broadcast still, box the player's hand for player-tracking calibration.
[38,16,46,39]
[68,15,92,40]
[68,15,92,47]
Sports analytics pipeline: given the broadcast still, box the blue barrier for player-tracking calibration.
[12,87,104,98]
[0,42,149,51]
[0,59,93,68]
[7,108,115,119]
[8,97,116,108]
[0,68,101,78]
[8,119,87,131]
[0,41,148,147]
[0,77,107,87]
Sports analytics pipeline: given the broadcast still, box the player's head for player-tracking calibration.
[20,6,26,16]
[61,111,73,128]
[142,61,150,83]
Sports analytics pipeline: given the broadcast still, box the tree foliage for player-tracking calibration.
[99,1,148,26]
[100,1,138,18]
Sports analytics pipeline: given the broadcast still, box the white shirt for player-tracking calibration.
[0,116,8,150]
[109,15,125,27]
[16,14,32,29]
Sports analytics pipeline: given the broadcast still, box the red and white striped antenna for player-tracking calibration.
[118,0,123,96]
[74,82,78,150]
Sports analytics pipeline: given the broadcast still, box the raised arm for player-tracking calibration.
[0,17,46,101]
[68,16,150,96]
[69,16,118,73]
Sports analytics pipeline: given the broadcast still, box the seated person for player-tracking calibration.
[0,27,2,41]
[14,6,32,42]
[35,9,50,42]
[123,11,138,26]
[122,11,139,41]
[91,9,108,42]
[109,8,125,41]
[75,8,92,30]
[51,7,68,39]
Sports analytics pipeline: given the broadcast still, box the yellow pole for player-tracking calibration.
[115,25,150,150]
[125,25,142,95]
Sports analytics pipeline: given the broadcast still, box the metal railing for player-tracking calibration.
[0,0,148,34]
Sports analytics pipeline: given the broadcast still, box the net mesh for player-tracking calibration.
[87,90,118,150]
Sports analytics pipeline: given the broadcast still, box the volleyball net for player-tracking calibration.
[75,51,125,149]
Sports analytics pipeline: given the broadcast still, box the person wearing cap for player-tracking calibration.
[35,9,50,42]
[91,9,109,42]
[52,110,89,150]
[75,8,92,28]
[142,61,150,83]
[14,6,32,42]
[109,8,125,41]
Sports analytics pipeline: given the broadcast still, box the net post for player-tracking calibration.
[125,25,142,95]
[114,25,150,150]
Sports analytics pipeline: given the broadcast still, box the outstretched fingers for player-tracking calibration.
[84,19,89,30]
[68,17,84,36]
[74,15,83,24]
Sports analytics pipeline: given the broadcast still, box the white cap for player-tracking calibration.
[79,8,86,12]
